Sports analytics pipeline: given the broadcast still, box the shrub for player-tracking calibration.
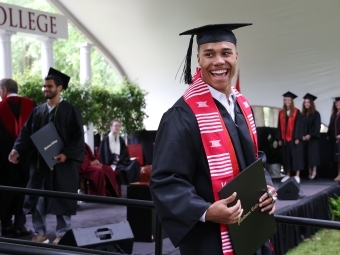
[329,195,340,221]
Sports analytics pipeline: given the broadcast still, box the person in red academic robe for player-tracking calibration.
[79,143,119,197]
[277,91,304,184]
[0,78,35,237]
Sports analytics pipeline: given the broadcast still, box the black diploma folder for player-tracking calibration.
[218,159,277,255]
[30,122,64,168]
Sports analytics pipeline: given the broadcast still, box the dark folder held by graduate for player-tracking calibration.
[30,122,64,168]
[218,159,277,255]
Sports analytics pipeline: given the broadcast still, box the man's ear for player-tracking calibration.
[57,85,63,93]
[197,53,200,66]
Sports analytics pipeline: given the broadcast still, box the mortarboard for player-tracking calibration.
[179,23,252,84]
[333,97,340,102]
[47,67,70,90]
[303,93,317,101]
[282,91,297,99]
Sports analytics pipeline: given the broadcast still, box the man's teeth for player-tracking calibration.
[211,70,227,74]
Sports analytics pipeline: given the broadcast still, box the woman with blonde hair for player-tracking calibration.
[327,97,340,181]
[277,91,304,183]
[301,93,321,180]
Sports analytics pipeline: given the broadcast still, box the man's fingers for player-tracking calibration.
[223,192,237,204]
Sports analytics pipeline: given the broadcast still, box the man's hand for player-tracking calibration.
[259,185,277,215]
[91,159,102,166]
[205,192,243,225]
[305,134,311,141]
[54,153,67,163]
[8,150,19,164]
[278,141,282,146]
[295,139,299,145]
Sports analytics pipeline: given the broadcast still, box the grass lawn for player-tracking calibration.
[286,229,340,255]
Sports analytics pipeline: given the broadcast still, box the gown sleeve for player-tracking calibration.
[293,109,304,140]
[61,105,85,162]
[13,108,36,159]
[276,111,282,141]
[119,137,130,163]
[150,106,211,247]
[310,112,321,138]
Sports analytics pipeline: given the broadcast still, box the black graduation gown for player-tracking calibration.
[150,97,273,255]
[99,136,140,185]
[277,109,304,172]
[0,98,34,219]
[302,111,321,167]
[13,100,85,215]
[327,113,340,162]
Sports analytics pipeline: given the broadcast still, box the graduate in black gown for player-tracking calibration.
[0,78,34,237]
[327,97,340,181]
[99,120,140,185]
[301,93,321,180]
[9,68,84,244]
[277,92,304,183]
[150,23,276,255]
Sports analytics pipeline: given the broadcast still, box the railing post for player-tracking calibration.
[154,215,163,255]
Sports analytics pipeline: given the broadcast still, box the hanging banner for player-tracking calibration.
[0,2,67,39]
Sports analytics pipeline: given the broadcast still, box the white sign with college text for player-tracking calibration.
[0,2,68,39]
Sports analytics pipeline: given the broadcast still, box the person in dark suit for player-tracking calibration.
[0,78,34,237]
[150,23,276,255]
[99,120,140,185]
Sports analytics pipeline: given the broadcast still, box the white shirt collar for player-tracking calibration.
[47,97,63,112]
[7,93,18,97]
[208,85,235,121]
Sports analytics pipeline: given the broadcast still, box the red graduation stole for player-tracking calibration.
[0,96,34,141]
[279,108,298,142]
[183,68,258,255]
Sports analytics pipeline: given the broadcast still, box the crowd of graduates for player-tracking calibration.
[277,91,340,184]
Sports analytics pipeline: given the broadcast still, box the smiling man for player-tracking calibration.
[8,68,84,244]
[150,24,276,255]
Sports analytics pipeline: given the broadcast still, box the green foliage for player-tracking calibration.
[286,229,340,255]
[62,82,93,125]
[14,75,148,136]
[91,80,148,136]
[14,72,45,105]
[329,195,340,221]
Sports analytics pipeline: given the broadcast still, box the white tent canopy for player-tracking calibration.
[49,0,340,129]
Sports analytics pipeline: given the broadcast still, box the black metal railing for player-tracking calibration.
[0,185,160,255]
[1,185,340,255]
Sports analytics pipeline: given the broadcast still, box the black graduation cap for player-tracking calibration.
[333,97,340,102]
[303,93,317,101]
[282,91,297,99]
[179,23,252,84]
[47,67,70,90]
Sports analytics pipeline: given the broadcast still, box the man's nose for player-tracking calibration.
[214,55,225,65]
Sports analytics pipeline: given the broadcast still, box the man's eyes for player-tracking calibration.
[204,52,232,57]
